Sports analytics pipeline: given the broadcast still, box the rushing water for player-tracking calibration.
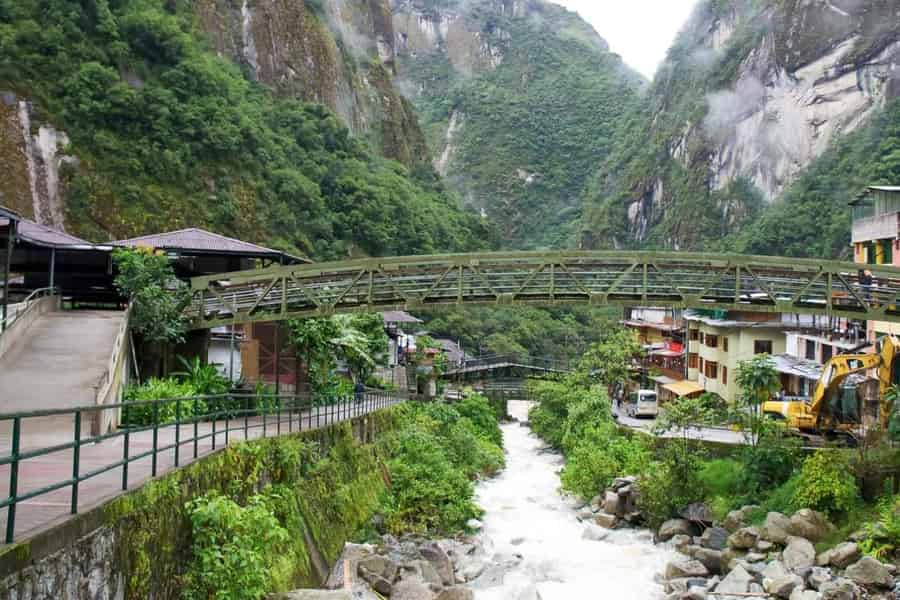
[471,401,673,600]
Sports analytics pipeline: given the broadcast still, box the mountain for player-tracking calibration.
[582,0,900,256]
[0,0,492,260]
[391,0,645,249]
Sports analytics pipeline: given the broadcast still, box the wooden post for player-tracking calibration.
[2,220,16,331]
[274,322,281,396]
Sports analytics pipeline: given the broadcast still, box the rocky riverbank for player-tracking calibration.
[580,476,900,600]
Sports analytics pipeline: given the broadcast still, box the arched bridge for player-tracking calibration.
[187,251,900,328]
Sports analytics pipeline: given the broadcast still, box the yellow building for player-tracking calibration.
[686,310,796,403]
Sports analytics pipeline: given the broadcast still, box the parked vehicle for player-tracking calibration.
[626,390,659,419]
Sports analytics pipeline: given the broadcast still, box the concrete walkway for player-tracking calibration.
[0,310,124,411]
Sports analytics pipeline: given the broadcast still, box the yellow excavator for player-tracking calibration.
[763,336,900,437]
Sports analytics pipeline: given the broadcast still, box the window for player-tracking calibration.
[705,361,718,379]
[805,339,816,361]
[689,353,699,369]
[699,332,705,344]
[706,334,718,348]
[754,340,773,355]
[822,344,833,363]
[723,337,729,352]
[699,357,704,372]
[722,366,728,385]
[690,329,699,341]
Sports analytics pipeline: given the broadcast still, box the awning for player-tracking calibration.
[662,380,705,397]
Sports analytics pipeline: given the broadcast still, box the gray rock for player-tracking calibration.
[666,556,710,580]
[763,560,791,583]
[816,543,861,570]
[392,580,436,600]
[576,507,594,521]
[763,512,793,545]
[420,542,454,586]
[749,583,764,593]
[694,548,724,574]
[714,564,753,595]
[466,519,483,531]
[604,491,621,515]
[783,537,816,571]
[270,592,353,600]
[435,588,474,600]
[844,556,893,588]
[660,519,699,542]
[789,510,834,543]
[358,555,399,583]
[723,505,761,532]
[700,527,729,551]
[746,552,767,562]
[818,577,861,600]
[766,574,805,599]
[806,567,833,590]
[582,523,611,542]
[790,590,822,600]
[671,534,693,550]
[757,540,775,552]
[595,513,618,529]
[681,503,714,524]
[403,560,443,588]
[728,527,761,550]
[325,543,376,589]
[721,548,746,571]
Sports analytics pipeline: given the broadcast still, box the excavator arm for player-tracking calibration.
[877,337,900,429]
[808,353,882,420]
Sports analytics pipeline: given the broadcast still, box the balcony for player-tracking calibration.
[852,212,899,244]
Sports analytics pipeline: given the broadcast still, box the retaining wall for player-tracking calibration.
[0,407,401,600]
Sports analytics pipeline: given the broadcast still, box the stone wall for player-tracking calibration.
[0,407,401,600]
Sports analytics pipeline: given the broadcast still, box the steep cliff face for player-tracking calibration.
[195,0,429,169]
[584,0,900,251]
[391,0,643,249]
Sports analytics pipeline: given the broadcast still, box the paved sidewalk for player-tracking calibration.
[0,397,400,543]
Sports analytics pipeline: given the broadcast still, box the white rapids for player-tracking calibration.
[470,401,673,600]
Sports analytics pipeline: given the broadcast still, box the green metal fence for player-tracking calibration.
[0,389,402,543]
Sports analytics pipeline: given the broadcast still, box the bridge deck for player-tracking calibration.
[186,251,900,328]
[0,398,399,543]
[444,362,569,376]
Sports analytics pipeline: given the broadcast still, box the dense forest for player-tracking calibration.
[0,0,494,260]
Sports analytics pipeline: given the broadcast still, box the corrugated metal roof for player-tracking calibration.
[0,216,95,248]
[111,228,309,263]
[382,311,423,324]
[868,186,900,192]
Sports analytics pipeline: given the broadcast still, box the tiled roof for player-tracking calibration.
[111,228,307,262]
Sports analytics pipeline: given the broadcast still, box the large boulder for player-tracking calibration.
[660,519,699,542]
[723,505,761,532]
[694,548,724,574]
[325,543,375,589]
[783,537,816,571]
[762,560,791,584]
[815,543,860,570]
[818,578,861,600]
[681,503,714,524]
[728,527,761,550]
[604,491,622,515]
[714,564,753,595]
[701,527,729,551]
[420,542,454,587]
[789,510,834,543]
[844,556,893,588]
[665,556,710,579]
[392,580,436,600]
[595,513,618,529]
[435,588,474,600]
[790,590,822,600]
[766,574,805,599]
[763,512,793,545]
[806,567,833,590]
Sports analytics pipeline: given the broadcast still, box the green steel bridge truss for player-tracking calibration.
[187,251,900,329]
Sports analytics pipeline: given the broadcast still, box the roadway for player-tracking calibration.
[613,409,746,445]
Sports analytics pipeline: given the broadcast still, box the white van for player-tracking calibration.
[626,390,659,419]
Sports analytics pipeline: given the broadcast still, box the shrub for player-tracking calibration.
[793,450,861,516]
[699,458,744,499]
[560,423,651,500]
[738,422,802,495]
[859,495,900,560]
[382,426,480,535]
[122,378,203,425]
[455,393,503,446]
[184,491,289,600]
[637,444,706,529]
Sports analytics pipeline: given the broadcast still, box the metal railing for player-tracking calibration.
[0,389,403,543]
[0,286,56,334]
[445,354,572,374]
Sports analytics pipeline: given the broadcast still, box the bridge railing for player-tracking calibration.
[447,354,572,373]
[0,389,403,543]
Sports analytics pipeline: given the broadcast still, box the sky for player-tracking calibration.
[551,1,699,79]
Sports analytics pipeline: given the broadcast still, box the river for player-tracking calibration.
[470,401,673,600]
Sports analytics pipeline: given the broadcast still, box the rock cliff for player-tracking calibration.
[583,0,900,252]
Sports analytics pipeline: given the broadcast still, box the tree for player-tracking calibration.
[577,328,643,389]
[735,354,780,446]
[112,247,191,377]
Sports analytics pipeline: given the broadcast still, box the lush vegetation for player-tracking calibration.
[399,0,644,248]
[378,395,504,535]
[0,0,493,259]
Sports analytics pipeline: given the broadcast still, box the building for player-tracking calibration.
[624,307,691,400]
[686,309,810,403]
[850,186,900,339]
